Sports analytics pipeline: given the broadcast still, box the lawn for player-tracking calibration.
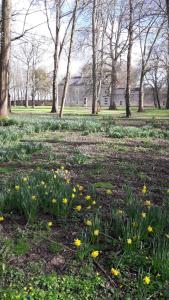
[0,112,169,299]
[12,105,169,119]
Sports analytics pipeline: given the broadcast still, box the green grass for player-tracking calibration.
[0,170,169,298]
[12,106,169,119]
[0,110,169,299]
[0,273,106,300]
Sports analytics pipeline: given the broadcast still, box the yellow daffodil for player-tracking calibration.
[144,200,152,207]
[61,166,65,170]
[51,198,57,204]
[116,209,123,216]
[141,212,146,218]
[31,195,37,201]
[75,205,82,212]
[0,216,4,222]
[15,185,20,191]
[86,220,92,226]
[147,225,153,233]
[78,185,84,191]
[74,239,81,247]
[54,174,57,179]
[71,193,75,199]
[86,206,91,210]
[66,179,70,184]
[142,184,147,194]
[111,268,120,276]
[85,195,91,201]
[143,276,150,285]
[73,187,76,193]
[22,177,28,183]
[106,189,112,195]
[41,181,45,186]
[91,250,99,258]
[48,222,53,227]
[127,238,132,245]
[62,198,68,204]
[94,229,100,236]
[92,200,96,205]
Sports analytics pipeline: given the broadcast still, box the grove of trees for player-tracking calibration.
[0,0,169,117]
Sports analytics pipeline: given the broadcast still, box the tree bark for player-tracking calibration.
[0,0,12,116]
[154,83,161,109]
[125,0,133,118]
[138,70,144,112]
[166,0,169,109]
[14,88,16,106]
[109,61,117,110]
[59,0,79,118]
[92,0,97,115]
[25,65,30,107]
[51,0,61,113]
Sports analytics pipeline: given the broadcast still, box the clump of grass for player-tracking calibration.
[0,169,80,222]
[0,273,105,300]
[108,125,169,139]
[68,148,90,165]
[0,142,50,162]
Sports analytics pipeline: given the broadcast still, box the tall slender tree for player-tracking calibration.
[138,15,163,112]
[125,0,133,118]
[59,0,79,118]
[166,0,169,109]
[0,0,12,116]
[45,0,61,113]
[92,0,98,114]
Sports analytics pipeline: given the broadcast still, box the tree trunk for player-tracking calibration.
[59,0,79,118]
[31,92,35,108]
[25,66,29,108]
[166,0,169,109]
[51,0,61,113]
[96,18,106,112]
[109,61,117,110]
[14,88,16,106]
[155,85,161,109]
[166,68,169,109]
[92,0,97,115]
[152,88,157,108]
[125,0,133,118]
[8,92,11,113]
[138,70,144,112]
[0,0,12,117]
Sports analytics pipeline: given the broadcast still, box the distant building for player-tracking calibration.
[58,76,167,107]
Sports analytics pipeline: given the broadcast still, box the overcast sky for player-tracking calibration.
[11,0,85,79]
[10,0,141,81]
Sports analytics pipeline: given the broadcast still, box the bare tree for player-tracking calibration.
[45,0,61,113]
[0,0,12,116]
[105,0,128,110]
[166,0,169,109]
[138,8,164,112]
[44,0,75,113]
[59,0,79,118]
[125,0,133,117]
[91,0,98,114]
[145,49,166,109]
